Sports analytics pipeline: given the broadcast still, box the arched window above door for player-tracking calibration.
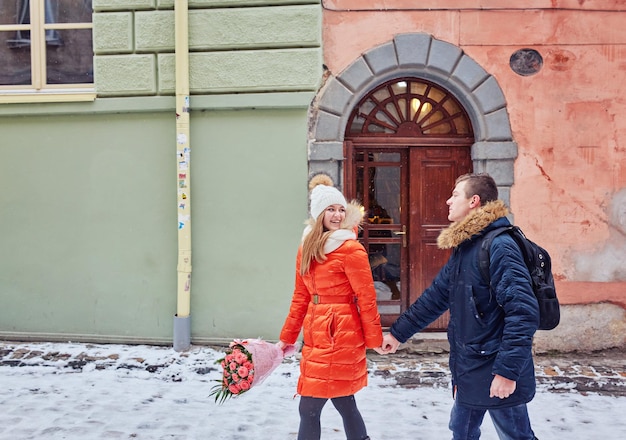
[309,33,518,209]
[346,78,473,139]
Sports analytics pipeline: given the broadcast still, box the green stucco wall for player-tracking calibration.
[0,0,321,344]
[93,2,322,96]
[0,105,309,343]
[190,109,308,341]
[0,112,175,342]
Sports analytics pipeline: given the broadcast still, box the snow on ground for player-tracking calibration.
[0,341,625,439]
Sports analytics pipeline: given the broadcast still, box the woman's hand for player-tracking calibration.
[379,333,401,354]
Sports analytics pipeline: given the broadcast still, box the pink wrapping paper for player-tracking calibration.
[231,338,297,387]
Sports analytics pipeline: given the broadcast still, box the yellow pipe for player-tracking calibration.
[175,0,192,319]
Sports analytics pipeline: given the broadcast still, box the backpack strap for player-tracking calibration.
[477,225,515,287]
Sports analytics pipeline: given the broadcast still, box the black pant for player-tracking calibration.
[297,395,368,440]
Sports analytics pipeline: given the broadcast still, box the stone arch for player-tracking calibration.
[308,33,517,206]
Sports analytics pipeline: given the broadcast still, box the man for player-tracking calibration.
[379,173,540,440]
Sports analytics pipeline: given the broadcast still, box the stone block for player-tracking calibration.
[472,141,518,160]
[474,76,506,114]
[188,5,320,50]
[135,11,175,52]
[338,58,372,93]
[158,0,318,7]
[308,142,343,161]
[318,78,352,115]
[95,55,157,96]
[93,13,134,55]
[483,159,515,186]
[534,304,626,353]
[452,55,489,92]
[427,38,462,75]
[308,161,343,189]
[94,0,155,12]
[363,42,398,75]
[158,49,321,94]
[312,111,342,142]
[394,33,431,68]
[136,5,320,52]
[484,108,513,141]
[157,54,176,92]
[497,186,511,207]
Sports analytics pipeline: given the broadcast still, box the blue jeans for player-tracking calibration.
[449,401,536,440]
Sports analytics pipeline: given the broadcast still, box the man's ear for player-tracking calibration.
[470,195,480,208]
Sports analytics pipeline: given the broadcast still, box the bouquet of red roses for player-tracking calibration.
[210,338,296,404]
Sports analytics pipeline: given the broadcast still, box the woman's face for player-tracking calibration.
[322,204,346,231]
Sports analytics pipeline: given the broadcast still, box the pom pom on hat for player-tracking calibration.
[309,173,347,220]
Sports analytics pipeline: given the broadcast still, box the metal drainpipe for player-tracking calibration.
[173,0,192,352]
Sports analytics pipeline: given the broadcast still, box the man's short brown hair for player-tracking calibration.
[455,173,498,205]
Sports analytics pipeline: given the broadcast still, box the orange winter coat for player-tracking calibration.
[280,239,383,399]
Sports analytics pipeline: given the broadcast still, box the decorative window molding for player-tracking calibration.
[308,33,518,206]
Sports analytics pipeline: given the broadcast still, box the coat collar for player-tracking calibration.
[436,200,510,249]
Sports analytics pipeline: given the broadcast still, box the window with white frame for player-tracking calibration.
[0,0,94,103]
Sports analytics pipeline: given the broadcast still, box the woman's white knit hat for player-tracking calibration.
[309,173,347,220]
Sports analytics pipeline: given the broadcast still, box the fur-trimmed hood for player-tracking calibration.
[437,200,509,249]
[339,200,365,231]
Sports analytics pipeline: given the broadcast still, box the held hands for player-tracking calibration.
[373,333,401,354]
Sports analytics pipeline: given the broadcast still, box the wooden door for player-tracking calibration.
[408,147,471,330]
[346,143,471,329]
[343,77,474,330]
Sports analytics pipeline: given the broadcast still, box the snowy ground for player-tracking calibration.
[0,341,625,439]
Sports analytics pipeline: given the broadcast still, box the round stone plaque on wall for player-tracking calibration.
[510,49,543,76]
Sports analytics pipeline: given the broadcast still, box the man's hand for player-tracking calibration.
[375,333,401,354]
[490,374,517,399]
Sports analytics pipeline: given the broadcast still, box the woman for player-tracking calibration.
[278,173,383,440]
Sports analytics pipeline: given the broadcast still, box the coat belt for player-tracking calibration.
[311,294,356,305]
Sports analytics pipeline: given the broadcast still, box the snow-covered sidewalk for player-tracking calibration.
[0,341,625,439]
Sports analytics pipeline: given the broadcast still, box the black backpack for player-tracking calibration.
[478,225,560,330]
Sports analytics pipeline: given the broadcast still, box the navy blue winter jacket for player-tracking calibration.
[390,201,540,409]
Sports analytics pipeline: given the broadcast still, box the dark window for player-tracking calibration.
[0,0,93,97]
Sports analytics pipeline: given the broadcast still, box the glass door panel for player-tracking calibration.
[354,149,408,326]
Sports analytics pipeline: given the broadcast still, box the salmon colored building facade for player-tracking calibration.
[309,0,626,351]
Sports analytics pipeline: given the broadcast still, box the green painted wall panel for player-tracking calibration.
[189,109,308,340]
[0,106,308,343]
[0,113,176,340]
[1,0,319,343]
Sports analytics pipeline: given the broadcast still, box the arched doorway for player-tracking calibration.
[343,78,473,328]
[308,33,519,329]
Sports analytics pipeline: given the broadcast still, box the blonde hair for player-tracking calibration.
[300,214,334,276]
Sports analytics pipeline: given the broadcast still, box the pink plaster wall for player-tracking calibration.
[322,1,626,306]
